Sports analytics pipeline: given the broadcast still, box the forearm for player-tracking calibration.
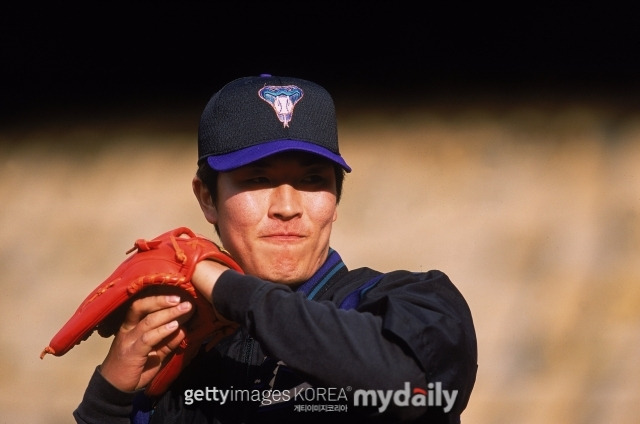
[213,270,425,390]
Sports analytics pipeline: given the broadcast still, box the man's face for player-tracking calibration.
[211,152,338,286]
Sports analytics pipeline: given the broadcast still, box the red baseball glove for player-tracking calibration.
[40,226,243,396]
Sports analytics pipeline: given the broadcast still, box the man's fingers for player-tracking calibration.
[126,294,181,321]
[122,295,192,332]
[139,319,180,350]
[150,325,189,360]
[100,303,192,392]
[138,301,193,340]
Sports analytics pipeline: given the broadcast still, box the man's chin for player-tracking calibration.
[245,244,328,285]
[250,261,310,286]
[257,269,307,286]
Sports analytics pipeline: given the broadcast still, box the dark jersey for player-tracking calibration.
[74,249,477,423]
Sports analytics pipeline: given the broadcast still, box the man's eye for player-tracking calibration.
[236,176,270,187]
[247,177,270,184]
[301,175,324,184]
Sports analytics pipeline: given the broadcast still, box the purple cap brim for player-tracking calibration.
[206,139,352,172]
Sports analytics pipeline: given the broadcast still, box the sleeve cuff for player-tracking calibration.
[73,366,142,422]
[212,269,290,324]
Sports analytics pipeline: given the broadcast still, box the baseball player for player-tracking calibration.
[69,75,478,423]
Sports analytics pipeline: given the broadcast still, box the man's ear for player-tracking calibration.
[192,176,218,225]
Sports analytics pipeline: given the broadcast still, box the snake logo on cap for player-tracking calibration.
[258,85,304,128]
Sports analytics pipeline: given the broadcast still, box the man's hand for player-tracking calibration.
[99,295,194,392]
[40,228,244,395]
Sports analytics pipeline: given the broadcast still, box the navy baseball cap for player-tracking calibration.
[198,74,351,172]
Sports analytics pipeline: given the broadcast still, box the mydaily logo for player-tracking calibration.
[353,382,458,413]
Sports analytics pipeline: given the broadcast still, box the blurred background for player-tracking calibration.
[1,4,639,423]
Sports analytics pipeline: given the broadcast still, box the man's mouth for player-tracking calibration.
[260,233,305,242]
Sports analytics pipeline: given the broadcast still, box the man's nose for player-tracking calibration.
[268,184,302,220]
